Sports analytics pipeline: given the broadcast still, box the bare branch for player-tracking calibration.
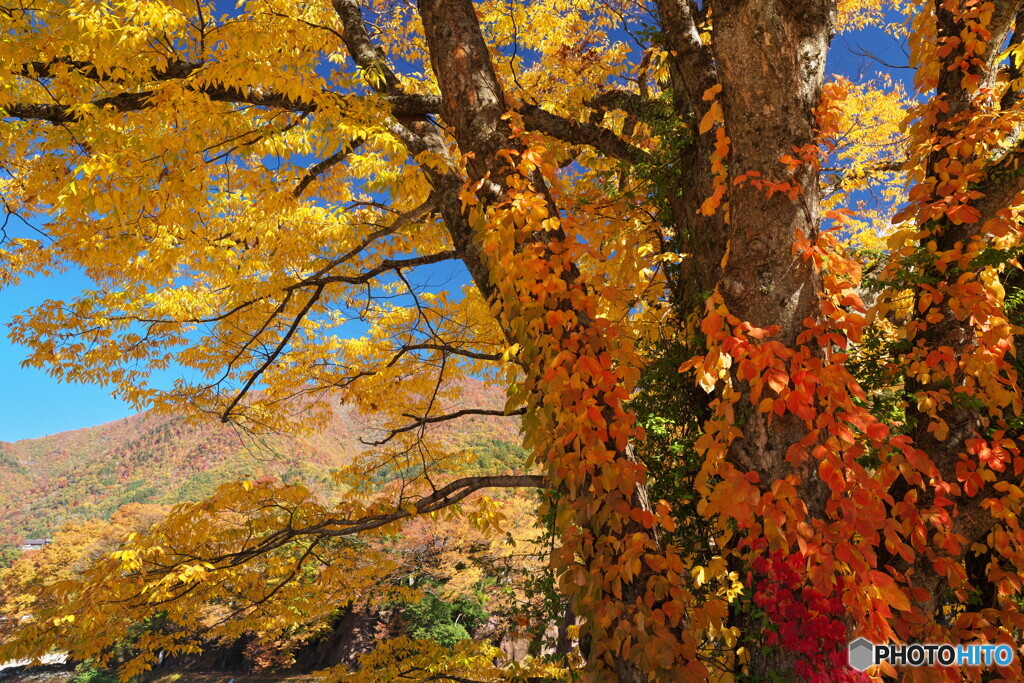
[220,284,325,422]
[293,138,365,197]
[363,407,527,446]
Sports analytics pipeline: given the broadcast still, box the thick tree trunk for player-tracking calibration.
[710,2,836,678]
[713,0,835,518]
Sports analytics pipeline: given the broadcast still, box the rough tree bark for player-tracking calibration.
[710,3,838,677]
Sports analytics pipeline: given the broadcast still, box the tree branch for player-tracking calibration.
[363,407,527,446]
[221,284,326,421]
[331,0,403,92]
[653,0,717,117]
[2,88,440,123]
[293,138,365,197]
[519,104,652,166]
[141,475,548,575]
[395,343,502,362]
[982,1,1024,88]
[331,0,500,303]
[821,160,906,195]
[322,475,547,536]
[297,250,459,288]
[215,247,457,421]
[18,57,203,81]
[585,89,659,120]
[1001,10,1024,110]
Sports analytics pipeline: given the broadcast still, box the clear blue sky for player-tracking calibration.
[0,8,907,443]
[0,271,140,442]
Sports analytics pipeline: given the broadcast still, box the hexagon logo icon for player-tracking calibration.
[848,637,875,672]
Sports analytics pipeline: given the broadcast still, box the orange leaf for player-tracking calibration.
[818,459,845,493]
[878,582,911,612]
[699,101,723,135]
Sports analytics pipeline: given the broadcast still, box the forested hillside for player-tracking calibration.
[0,379,523,543]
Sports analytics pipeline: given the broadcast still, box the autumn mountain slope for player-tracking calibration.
[0,379,523,542]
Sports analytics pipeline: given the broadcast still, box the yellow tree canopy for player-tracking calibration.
[3,0,1024,681]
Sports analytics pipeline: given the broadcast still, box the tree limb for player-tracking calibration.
[297,250,459,288]
[363,407,527,446]
[18,57,203,81]
[331,0,403,92]
[293,138,365,197]
[519,103,652,166]
[325,475,547,536]
[1001,9,1024,110]
[2,88,440,123]
[585,89,659,120]
[142,475,549,575]
[653,0,717,117]
[331,0,501,303]
[821,160,906,195]
[216,248,458,421]
[221,284,326,421]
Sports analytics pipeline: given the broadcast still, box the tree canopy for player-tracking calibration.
[3,0,1024,680]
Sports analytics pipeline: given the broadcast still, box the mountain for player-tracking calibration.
[0,379,524,542]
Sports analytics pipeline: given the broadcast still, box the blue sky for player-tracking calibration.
[0,6,909,443]
[0,270,138,441]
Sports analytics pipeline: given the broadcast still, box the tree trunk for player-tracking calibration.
[709,2,836,678]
